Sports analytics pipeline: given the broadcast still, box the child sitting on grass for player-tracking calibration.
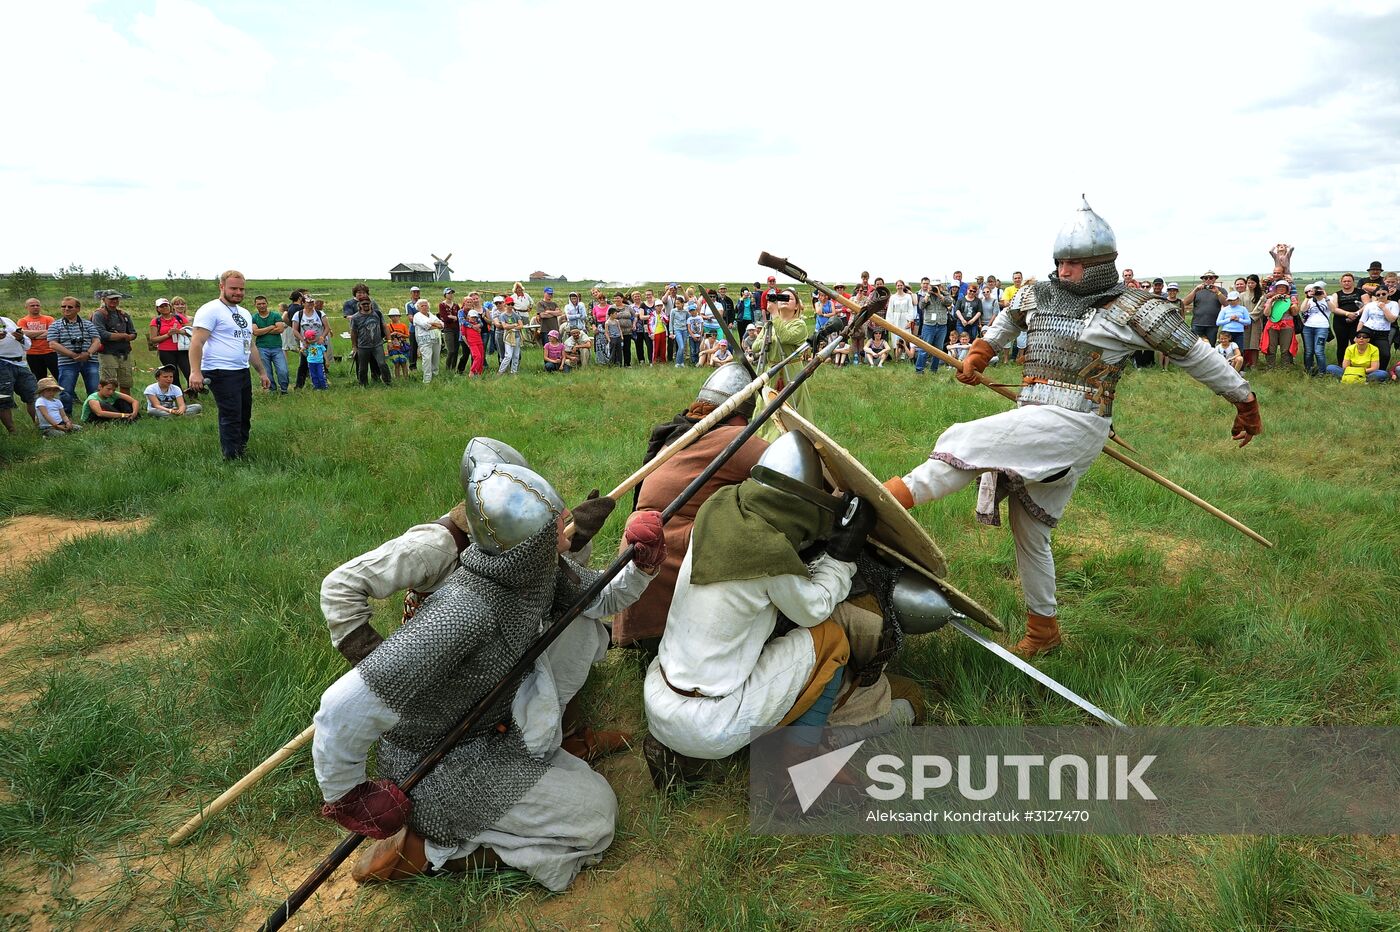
[82,379,138,424]
[144,365,203,417]
[34,377,81,437]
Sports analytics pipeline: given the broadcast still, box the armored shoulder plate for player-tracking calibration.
[1104,290,1197,358]
[1005,283,1035,329]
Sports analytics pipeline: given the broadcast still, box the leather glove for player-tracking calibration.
[336,623,385,665]
[624,509,666,572]
[569,489,616,553]
[825,496,878,563]
[955,338,996,385]
[882,476,915,510]
[1231,393,1261,447]
[321,778,412,839]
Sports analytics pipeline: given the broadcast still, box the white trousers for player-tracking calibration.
[499,343,520,374]
[418,340,440,383]
[906,459,1057,616]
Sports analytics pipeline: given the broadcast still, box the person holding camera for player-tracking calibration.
[914,279,952,374]
[1184,271,1226,344]
[755,289,811,442]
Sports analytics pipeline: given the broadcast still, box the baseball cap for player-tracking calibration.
[1167,282,1180,290]
[1309,280,1328,292]
[443,287,455,295]
[767,275,777,283]
[543,287,554,294]
[1227,290,1240,300]
[409,285,421,291]
[504,296,515,305]
[1152,277,1164,285]
[104,289,121,298]
[1272,279,1290,290]
[155,298,170,307]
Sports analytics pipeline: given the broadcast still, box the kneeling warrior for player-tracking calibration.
[883,198,1262,657]
[643,432,922,784]
[319,436,623,759]
[613,363,769,654]
[313,461,665,890]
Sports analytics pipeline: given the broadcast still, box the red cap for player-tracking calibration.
[766,275,776,283]
[504,296,515,305]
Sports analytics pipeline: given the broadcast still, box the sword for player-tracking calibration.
[946,616,1127,729]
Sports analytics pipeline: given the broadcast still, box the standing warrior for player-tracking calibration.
[313,460,663,890]
[882,198,1262,657]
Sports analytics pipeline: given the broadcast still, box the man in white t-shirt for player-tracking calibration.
[189,269,270,460]
[412,299,443,383]
[144,364,203,417]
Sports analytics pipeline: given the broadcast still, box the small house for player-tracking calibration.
[389,262,435,283]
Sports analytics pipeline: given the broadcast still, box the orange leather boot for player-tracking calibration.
[1012,612,1062,658]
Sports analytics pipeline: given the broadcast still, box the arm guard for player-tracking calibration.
[1106,292,1198,358]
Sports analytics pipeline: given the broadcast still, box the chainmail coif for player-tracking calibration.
[357,520,595,847]
[1030,260,1125,320]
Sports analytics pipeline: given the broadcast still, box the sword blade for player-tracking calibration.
[946,617,1127,729]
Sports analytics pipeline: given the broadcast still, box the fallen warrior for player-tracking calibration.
[312,460,665,890]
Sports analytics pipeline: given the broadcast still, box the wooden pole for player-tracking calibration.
[167,724,315,846]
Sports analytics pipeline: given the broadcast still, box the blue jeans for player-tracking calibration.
[674,332,689,366]
[915,323,948,372]
[258,347,288,392]
[1302,326,1329,373]
[1325,365,1387,381]
[56,358,100,414]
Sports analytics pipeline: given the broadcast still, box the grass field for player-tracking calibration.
[0,311,1397,929]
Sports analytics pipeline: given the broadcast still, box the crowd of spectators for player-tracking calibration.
[5,248,1395,440]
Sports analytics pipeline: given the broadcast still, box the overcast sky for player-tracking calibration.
[4,0,1398,284]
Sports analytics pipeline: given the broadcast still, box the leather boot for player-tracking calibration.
[643,734,713,791]
[884,674,926,725]
[352,827,429,883]
[561,725,633,763]
[1012,612,1062,658]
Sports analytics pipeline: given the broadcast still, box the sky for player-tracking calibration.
[3,0,1398,284]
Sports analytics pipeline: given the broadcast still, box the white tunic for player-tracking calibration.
[313,561,652,891]
[320,523,461,649]
[644,548,856,760]
[911,299,1252,525]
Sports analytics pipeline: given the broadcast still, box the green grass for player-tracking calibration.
[0,345,1397,929]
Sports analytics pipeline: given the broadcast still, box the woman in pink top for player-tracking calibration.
[149,297,193,389]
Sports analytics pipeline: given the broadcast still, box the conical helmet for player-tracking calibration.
[462,462,564,555]
[696,362,753,415]
[1052,195,1117,263]
[752,431,823,490]
[890,573,953,634]
[460,437,530,493]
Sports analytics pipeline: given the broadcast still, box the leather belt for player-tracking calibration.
[660,666,708,699]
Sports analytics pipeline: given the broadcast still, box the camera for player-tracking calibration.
[768,293,791,304]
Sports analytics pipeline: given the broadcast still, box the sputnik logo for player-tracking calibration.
[786,740,865,813]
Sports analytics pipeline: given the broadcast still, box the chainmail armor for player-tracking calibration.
[852,552,907,685]
[1016,264,1128,417]
[357,522,568,847]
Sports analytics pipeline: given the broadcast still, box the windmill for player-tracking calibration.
[431,252,453,282]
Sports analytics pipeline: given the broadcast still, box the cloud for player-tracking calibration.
[1,0,1398,280]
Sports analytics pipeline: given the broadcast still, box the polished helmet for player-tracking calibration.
[460,437,530,492]
[696,362,753,415]
[1052,195,1118,265]
[752,430,823,491]
[890,573,954,634]
[462,462,564,555]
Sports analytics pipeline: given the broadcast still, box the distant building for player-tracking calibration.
[389,262,435,283]
[528,270,567,282]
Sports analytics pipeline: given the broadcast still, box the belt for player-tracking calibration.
[660,666,708,698]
